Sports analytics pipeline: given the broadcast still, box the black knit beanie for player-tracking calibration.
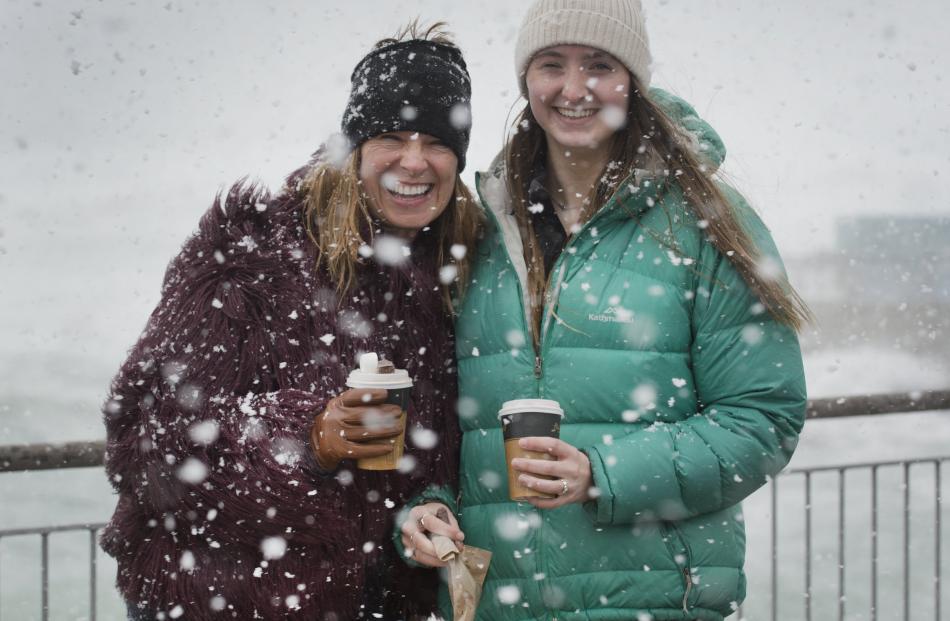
[341,40,472,171]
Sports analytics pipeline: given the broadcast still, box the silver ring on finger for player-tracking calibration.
[559,479,569,496]
[418,513,428,531]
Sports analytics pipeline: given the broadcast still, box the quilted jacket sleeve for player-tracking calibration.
[584,187,807,525]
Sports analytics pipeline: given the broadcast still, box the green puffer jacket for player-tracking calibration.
[395,90,806,621]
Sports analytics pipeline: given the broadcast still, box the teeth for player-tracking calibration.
[391,182,432,197]
[556,107,596,119]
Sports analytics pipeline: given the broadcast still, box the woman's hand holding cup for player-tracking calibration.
[343,353,414,470]
[400,502,465,567]
[511,437,594,509]
[310,388,403,471]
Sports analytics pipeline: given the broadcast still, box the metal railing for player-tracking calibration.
[0,523,104,621]
[1,389,949,620]
[750,456,946,621]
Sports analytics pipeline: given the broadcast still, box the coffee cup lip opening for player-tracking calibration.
[346,370,413,389]
[497,398,564,419]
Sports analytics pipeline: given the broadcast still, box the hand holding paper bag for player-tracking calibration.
[429,508,492,621]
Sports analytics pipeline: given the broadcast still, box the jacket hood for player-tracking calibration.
[476,87,726,217]
[650,87,726,171]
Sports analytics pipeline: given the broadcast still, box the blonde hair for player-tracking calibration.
[302,150,481,313]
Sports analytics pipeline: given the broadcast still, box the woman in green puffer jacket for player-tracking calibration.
[396,1,811,619]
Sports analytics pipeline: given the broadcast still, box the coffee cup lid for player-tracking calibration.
[497,398,564,419]
[346,352,413,389]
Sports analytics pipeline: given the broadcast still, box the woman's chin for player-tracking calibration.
[545,127,613,153]
[379,209,442,235]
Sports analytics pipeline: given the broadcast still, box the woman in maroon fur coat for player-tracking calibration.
[101,22,481,621]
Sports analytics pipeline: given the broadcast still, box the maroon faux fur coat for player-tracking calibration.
[101,168,460,620]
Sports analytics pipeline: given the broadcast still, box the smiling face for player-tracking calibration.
[525,45,631,153]
[359,131,459,238]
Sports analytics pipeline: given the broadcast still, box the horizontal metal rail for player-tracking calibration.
[1,389,948,474]
[0,522,109,538]
[805,388,950,419]
[785,454,950,475]
[0,440,105,473]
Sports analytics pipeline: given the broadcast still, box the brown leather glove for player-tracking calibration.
[310,388,403,471]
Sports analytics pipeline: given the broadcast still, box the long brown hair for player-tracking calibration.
[302,19,483,313]
[505,77,812,344]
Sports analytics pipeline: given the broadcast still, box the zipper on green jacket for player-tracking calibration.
[663,522,695,614]
[535,255,568,384]
[682,566,693,614]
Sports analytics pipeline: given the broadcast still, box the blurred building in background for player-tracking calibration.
[787,216,950,363]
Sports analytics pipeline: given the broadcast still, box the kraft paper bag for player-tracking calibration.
[430,509,492,621]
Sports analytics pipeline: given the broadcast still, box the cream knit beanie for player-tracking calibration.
[514,0,652,95]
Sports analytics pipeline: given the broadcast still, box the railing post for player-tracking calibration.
[805,471,812,621]
[937,461,942,621]
[903,462,910,621]
[838,468,845,621]
[871,465,878,621]
[41,532,49,621]
[90,527,98,621]
[771,475,778,621]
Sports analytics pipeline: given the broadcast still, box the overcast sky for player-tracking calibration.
[3,0,948,243]
[1,0,949,440]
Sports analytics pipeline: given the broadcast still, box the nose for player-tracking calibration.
[560,66,589,103]
[398,140,428,175]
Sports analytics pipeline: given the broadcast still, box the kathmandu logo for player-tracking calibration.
[587,306,634,324]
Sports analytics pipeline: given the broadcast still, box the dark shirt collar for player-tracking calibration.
[522,164,568,278]
[526,165,550,210]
